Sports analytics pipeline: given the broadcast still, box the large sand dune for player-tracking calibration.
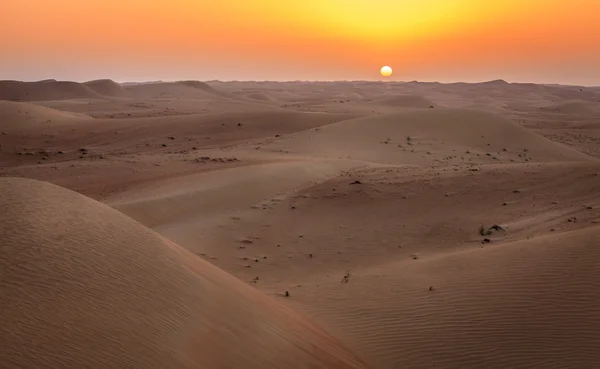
[0,177,369,369]
[253,108,592,165]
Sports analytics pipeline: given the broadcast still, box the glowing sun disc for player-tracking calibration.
[380,66,392,77]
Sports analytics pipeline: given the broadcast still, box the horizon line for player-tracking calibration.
[2,78,598,88]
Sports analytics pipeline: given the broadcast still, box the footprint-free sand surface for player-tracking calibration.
[2,79,600,368]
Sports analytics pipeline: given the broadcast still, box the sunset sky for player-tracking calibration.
[1,0,599,85]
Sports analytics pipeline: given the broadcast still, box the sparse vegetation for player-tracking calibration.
[194,156,239,164]
[479,225,490,236]
[479,224,504,236]
[341,271,351,283]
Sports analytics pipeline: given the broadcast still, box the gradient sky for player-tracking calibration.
[1,0,599,84]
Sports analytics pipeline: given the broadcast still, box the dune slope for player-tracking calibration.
[0,100,91,129]
[255,108,592,164]
[541,100,600,114]
[370,94,435,108]
[291,226,600,369]
[125,81,228,99]
[0,177,369,369]
[84,79,128,97]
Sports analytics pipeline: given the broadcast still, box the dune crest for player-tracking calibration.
[84,79,128,97]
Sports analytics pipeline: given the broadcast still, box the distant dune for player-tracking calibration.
[0,80,231,102]
[0,80,104,101]
[84,79,128,97]
[0,100,91,129]
[0,177,369,369]
[125,81,228,99]
[479,79,510,86]
[257,108,592,164]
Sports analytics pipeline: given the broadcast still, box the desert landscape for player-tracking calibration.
[1,78,600,368]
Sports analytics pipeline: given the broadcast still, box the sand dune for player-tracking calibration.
[370,94,435,108]
[0,80,234,103]
[0,80,104,101]
[245,92,276,101]
[2,108,357,149]
[0,177,369,369]
[0,100,91,129]
[253,108,592,165]
[125,81,229,100]
[197,160,600,280]
[196,162,600,369]
[84,79,128,97]
[107,158,362,255]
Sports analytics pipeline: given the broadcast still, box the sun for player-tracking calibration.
[380,66,392,77]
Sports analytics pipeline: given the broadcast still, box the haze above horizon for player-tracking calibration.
[1,0,599,85]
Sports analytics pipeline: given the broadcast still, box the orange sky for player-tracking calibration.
[1,0,599,84]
